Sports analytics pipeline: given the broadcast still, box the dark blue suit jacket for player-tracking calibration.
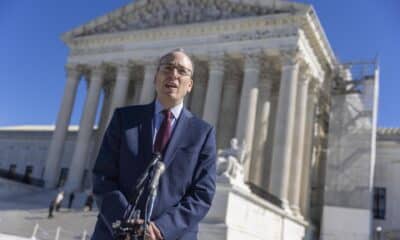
[91,102,217,240]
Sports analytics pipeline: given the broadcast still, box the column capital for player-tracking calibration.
[299,68,312,85]
[309,79,321,103]
[207,50,225,58]
[89,64,106,77]
[113,60,130,67]
[114,62,130,75]
[143,57,159,74]
[224,62,242,86]
[141,56,159,66]
[242,49,262,70]
[65,63,80,79]
[208,52,225,72]
[280,48,302,67]
[103,81,114,96]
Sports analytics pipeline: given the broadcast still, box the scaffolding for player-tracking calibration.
[320,59,379,239]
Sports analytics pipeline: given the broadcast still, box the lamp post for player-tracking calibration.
[376,226,382,240]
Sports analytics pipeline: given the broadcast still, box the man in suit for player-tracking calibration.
[92,49,217,240]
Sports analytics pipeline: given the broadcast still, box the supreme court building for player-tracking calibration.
[1,0,394,239]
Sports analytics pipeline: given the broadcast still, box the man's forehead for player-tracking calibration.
[159,52,193,69]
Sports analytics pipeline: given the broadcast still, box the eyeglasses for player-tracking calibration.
[159,63,192,77]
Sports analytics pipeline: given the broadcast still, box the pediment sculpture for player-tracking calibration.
[74,0,290,37]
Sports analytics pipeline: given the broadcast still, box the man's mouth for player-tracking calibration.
[165,82,178,89]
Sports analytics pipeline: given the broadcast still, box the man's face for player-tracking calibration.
[154,52,193,107]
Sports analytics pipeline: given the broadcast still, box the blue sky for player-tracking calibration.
[0,0,399,127]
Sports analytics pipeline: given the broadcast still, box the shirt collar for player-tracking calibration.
[155,100,183,120]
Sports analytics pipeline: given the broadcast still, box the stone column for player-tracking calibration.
[203,53,225,127]
[64,65,105,191]
[288,69,312,216]
[261,83,279,189]
[249,75,272,187]
[216,60,242,148]
[269,49,300,209]
[235,51,261,177]
[109,62,130,116]
[183,90,192,108]
[85,84,113,189]
[300,81,319,218]
[190,61,208,117]
[90,83,113,168]
[44,64,80,188]
[131,66,144,105]
[139,59,157,104]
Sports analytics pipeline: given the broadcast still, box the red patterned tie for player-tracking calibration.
[154,110,172,153]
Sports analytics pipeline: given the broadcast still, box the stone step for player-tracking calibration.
[0,181,98,240]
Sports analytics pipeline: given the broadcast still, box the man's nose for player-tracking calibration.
[170,67,180,77]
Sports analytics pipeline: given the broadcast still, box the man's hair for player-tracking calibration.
[158,48,194,75]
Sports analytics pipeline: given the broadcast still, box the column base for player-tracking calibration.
[281,198,293,214]
[290,205,304,220]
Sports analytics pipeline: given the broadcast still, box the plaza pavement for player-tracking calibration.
[0,178,97,240]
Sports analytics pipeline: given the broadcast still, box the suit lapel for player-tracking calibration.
[162,107,191,169]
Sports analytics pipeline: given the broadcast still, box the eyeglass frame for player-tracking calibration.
[158,63,193,78]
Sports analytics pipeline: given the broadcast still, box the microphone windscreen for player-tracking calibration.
[150,162,165,190]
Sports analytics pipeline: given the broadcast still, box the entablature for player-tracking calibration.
[66,10,333,83]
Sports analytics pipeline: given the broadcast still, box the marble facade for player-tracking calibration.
[43,0,334,239]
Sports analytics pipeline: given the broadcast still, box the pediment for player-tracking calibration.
[64,0,308,39]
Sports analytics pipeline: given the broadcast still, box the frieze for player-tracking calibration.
[71,46,124,56]
[67,17,301,54]
[221,27,298,42]
[73,0,291,38]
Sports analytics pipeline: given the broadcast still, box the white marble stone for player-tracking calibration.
[289,70,311,216]
[201,180,307,240]
[269,50,300,209]
[139,60,157,104]
[235,51,261,178]
[203,54,225,127]
[64,66,105,191]
[44,65,80,188]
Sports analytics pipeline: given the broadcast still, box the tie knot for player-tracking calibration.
[162,109,172,120]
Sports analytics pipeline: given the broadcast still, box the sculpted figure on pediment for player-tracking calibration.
[74,0,294,37]
[220,2,233,18]
[152,3,164,26]
[176,2,187,23]
[191,0,204,21]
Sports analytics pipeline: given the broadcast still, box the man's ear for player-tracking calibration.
[187,78,193,93]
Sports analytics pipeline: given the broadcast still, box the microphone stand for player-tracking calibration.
[143,161,165,238]
[112,153,162,240]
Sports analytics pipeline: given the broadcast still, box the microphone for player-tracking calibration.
[135,152,162,191]
[144,161,166,229]
[149,161,166,194]
[116,153,164,239]
[127,153,162,212]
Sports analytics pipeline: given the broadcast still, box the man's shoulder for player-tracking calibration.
[110,103,153,126]
[115,103,153,115]
[186,110,213,132]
